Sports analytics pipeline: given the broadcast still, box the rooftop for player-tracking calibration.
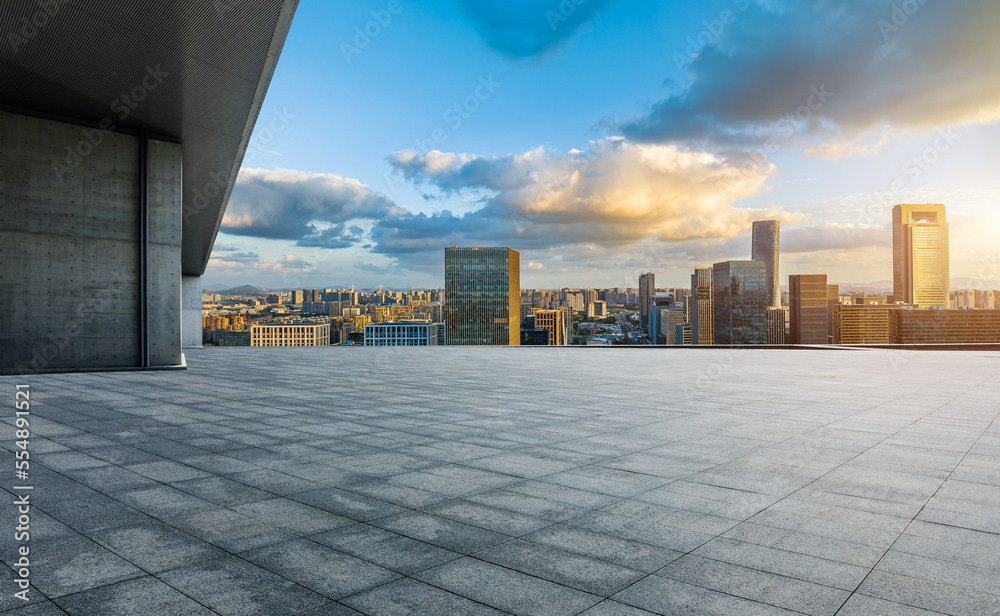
[4,347,1000,615]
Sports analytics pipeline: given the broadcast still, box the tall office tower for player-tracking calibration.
[827,284,840,341]
[751,220,781,309]
[892,204,949,307]
[647,293,674,343]
[534,309,566,345]
[444,247,520,345]
[766,307,786,344]
[789,274,829,344]
[639,273,655,335]
[712,261,768,344]
[583,288,598,306]
[690,267,714,345]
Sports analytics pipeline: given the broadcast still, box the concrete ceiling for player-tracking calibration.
[0,0,298,276]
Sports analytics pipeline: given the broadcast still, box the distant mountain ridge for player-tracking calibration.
[205,284,267,296]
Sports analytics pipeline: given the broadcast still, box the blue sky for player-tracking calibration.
[206,0,1000,290]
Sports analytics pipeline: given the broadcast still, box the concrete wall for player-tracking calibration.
[0,111,182,372]
[182,276,202,349]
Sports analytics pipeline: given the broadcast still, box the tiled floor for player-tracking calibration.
[2,346,999,615]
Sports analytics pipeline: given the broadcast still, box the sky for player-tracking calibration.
[205,0,1000,291]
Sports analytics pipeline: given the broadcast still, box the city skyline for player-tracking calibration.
[204,1,1000,289]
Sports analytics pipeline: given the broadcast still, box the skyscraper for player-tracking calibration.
[789,274,828,344]
[639,272,655,336]
[712,261,768,345]
[445,247,520,345]
[752,220,781,309]
[892,204,949,308]
[690,267,714,345]
[826,284,840,342]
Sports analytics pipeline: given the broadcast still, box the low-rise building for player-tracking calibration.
[364,320,442,346]
[250,322,331,346]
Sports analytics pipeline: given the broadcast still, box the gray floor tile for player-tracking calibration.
[416,557,602,616]
[166,508,296,552]
[28,535,144,598]
[157,555,328,615]
[475,538,646,595]
[240,538,400,599]
[370,511,510,553]
[91,519,225,573]
[54,576,216,615]
[233,498,354,534]
[614,574,801,615]
[342,577,507,615]
[311,523,461,574]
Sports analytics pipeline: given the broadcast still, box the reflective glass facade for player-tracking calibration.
[751,220,781,309]
[690,267,714,345]
[892,204,949,308]
[445,247,520,345]
[713,261,767,344]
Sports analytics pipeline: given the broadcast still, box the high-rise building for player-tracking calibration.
[534,309,567,345]
[713,261,768,344]
[892,204,949,308]
[593,301,607,317]
[647,293,674,343]
[766,307,786,344]
[789,274,828,344]
[752,220,781,309]
[826,284,840,342]
[690,267,713,345]
[444,247,520,345]
[639,273,655,336]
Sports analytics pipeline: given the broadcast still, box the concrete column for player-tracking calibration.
[182,276,202,349]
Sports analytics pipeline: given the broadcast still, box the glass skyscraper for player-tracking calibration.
[892,204,949,308]
[712,261,768,345]
[751,220,781,309]
[445,247,520,345]
[690,266,714,345]
[639,272,655,337]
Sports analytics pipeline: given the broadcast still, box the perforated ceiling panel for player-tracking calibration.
[0,0,298,275]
